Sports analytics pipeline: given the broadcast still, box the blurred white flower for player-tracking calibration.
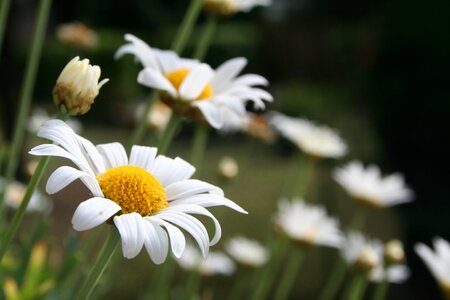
[135,101,172,132]
[225,236,269,267]
[273,198,343,248]
[177,244,236,276]
[115,34,272,129]
[415,237,450,295]
[204,0,272,15]
[341,231,383,272]
[333,161,413,208]
[218,156,239,180]
[270,114,347,159]
[1,180,51,214]
[55,22,98,50]
[28,108,82,134]
[369,264,410,284]
[30,120,246,263]
[384,239,406,264]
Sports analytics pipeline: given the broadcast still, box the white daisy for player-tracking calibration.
[273,198,343,248]
[29,119,247,264]
[369,264,410,284]
[341,231,383,271]
[203,0,272,15]
[0,179,51,214]
[115,34,272,129]
[225,236,269,267]
[333,161,413,208]
[177,244,236,276]
[415,237,450,295]
[270,113,347,159]
[28,108,82,134]
[218,156,239,180]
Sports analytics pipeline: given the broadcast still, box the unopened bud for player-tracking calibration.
[384,240,405,265]
[355,246,379,272]
[203,0,238,16]
[53,57,108,115]
[218,156,239,180]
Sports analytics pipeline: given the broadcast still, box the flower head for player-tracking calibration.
[1,180,51,214]
[56,22,98,50]
[270,114,347,159]
[333,161,413,208]
[225,236,269,267]
[141,100,172,132]
[369,264,410,284]
[273,198,343,248]
[115,34,272,129]
[415,237,450,297]
[341,231,383,272]
[218,156,239,180]
[30,120,246,263]
[203,0,271,15]
[53,57,109,116]
[384,239,406,264]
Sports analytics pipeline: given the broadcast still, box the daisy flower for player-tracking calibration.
[333,161,414,208]
[29,120,247,263]
[270,113,347,159]
[273,198,343,248]
[341,231,383,272]
[369,264,410,284]
[415,237,450,297]
[0,180,51,214]
[225,236,269,267]
[203,0,271,15]
[115,34,272,129]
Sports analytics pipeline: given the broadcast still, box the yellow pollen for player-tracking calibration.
[165,68,213,100]
[97,165,168,216]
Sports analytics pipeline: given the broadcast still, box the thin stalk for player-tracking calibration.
[371,273,389,300]
[0,155,50,261]
[0,0,12,58]
[185,271,202,300]
[171,0,204,54]
[341,274,368,300]
[291,154,317,198]
[127,92,157,149]
[1,0,52,208]
[154,258,177,300]
[189,124,208,170]
[273,248,304,300]
[193,15,217,60]
[75,230,120,300]
[157,113,183,155]
[227,269,250,300]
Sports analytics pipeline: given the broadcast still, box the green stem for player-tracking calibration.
[189,124,208,171]
[227,269,250,300]
[0,155,50,261]
[157,113,183,155]
[341,274,368,300]
[273,248,304,300]
[171,0,204,54]
[351,208,368,231]
[291,155,317,198]
[75,230,120,300]
[185,271,202,300]
[318,258,347,300]
[154,258,177,300]
[371,273,389,300]
[0,0,12,58]
[193,15,217,60]
[127,92,157,149]
[1,0,52,208]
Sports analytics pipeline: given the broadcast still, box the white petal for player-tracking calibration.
[114,213,146,259]
[72,197,121,231]
[143,220,169,264]
[137,68,177,97]
[214,96,246,116]
[210,57,247,91]
[179,63,214,100]
[96,143,128,169]
[149,156,195,187]
[153,49,183,74]
[165,179,224,200]
[194,101,223,129]
[77,136,106,174]
[115,34,160,70]
[46,166,102,196]
[232,74,268,87]
[170,195,247,214]
[129,146,158,171]
[148,217,186,258]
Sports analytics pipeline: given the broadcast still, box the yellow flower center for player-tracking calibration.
[165,68,213,100]
[97,165,168,216]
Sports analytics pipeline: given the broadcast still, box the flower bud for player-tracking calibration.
[218,156,239,180]
[203,0,238,16]
[384,239,405,265]
[53,57,108,115]
[56,22,98,50]
[355,246,380,272]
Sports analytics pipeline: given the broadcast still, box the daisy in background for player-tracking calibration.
[115,34,272,129]
[135,100,172,133]
[369,264,410,284]
[55,21,98,50]
[203,0,272,15]
[273,198,343,248]
[333,161,414,208]
[0,180,51,214]
[30,120,247,263]
[28,108,82,134]
[270,113,347,159]
[340,231,383,272]
[415,237,450,298]
[225,236,269,268]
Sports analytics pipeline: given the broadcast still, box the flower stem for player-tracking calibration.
[291,154,317,199]
[157,113,183,155]
[273,247,304,300]
[0,0,52,208]
[189,124,208,170]
[193,14,217,60]
[371,273,389,300]
[341,274,368,300]
[0,0,12,58]
[0,155,50,261]
[154,258,177,300]
[185,271,202,300]
[127,92,157,150]
[171,0,204,54]
[75,229,120,300]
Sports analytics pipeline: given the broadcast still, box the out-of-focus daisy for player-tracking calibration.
[225,236,269,267]
[341,231,383,272]
[27,108,82,134]
[384,239,406,264]
[55,22,98,50]
[273,198,343,248]
[134,101,173,133]
[270,113,347,159]
[177,244,236,276]
[218,156,239,180]
[333,161,413,208]
[115,34,272,129]
[203,0,271,15]
[415,237,450,297]
[369,264,410,284]
[0,180,51,214]
[30,120,246,263]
